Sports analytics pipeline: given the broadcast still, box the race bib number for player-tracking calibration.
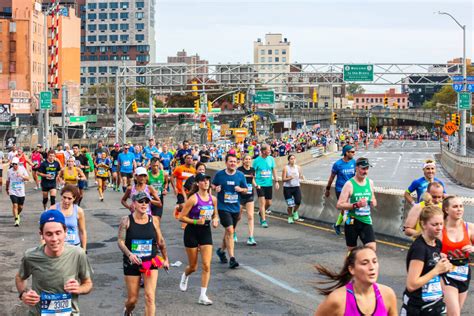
[114,160,118,166]
[260,170,271,178]
[11,181,23,190]
[422,276,443,302]
[355,204,371,217]
[66,229,77,245]
[224,192,239,203]
[47,171,56,178]
[123,160,131,167]
[199,205,214,220]
[152,182,163,195]
[286,197,295,207]
[182,172,194,179]
[246,183,253,194]
[131,239,152,257]
[40,293,72,315]
[447,265,469,282]
[97,168,107,176]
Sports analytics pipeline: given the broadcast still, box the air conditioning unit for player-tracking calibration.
[9,81,16,89]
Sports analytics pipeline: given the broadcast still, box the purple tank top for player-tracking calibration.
[131,185,151,215]
[345,282,388,316]
[189,193,214,220]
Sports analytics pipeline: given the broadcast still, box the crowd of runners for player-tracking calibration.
[4,131,473,315]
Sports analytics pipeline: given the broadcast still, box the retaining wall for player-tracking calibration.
[440,145,474,188]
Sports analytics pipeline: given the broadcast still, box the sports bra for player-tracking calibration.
[345,282,388,316]
[63,167,79,185]
[441,221,470,258]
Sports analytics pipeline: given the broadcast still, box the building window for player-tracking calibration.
[89,46,97,53]
[120,34,129,41]
[268,49,272,54]
[110,24,118,31]
[80,77,86,84]
[268,57,272,62]
[136,23,145,30]
[89,55,98,61]
[136,2,145,9]
[80,5,86,11]
[121,55,130,60]
[9,22,16,32]
[99,66,107,73]
[137,55,149,62]
[136,12,144,19]
[87,24,96,31]
[110,35,118,41]
[111,55,118,60]
[88,35,97,42]
[99,24,107,31]
[120,12,129,19]
[137,45,149,52]
[275,57,279,62]
[122,46,129,53]
[99,13,107,20]
[88,3,97,10]
[110,2,119,9]
[110,66,118,74]
[81,55,87,61]
[98,3,107,9]
[88,77,96,85]
[88,67,96,73]
[80,46,85,53]
[356,98,359,103]
[110,46,118,53]
[109,13,118,19]
[260,49,264,55]
[135,34,145,41]
[120,24,129,30]
[275,49,279,54]
[87,13,96,20]
[120,2,129,9]
[98,35,107,42]
[282,49,286,55]
[100,55,108,61]
[282,57,286,62]
[80,67,86,73]
[99,46,107,53]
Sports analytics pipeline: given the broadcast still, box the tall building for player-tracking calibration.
[354,88,408,110]
[253,33,290,96]
[78,0,156,87]
[167,50,208,81]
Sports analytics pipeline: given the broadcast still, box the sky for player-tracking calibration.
[155,0,472,65]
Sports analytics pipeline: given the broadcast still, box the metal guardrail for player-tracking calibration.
[310,147,324,158]
[441,144,474,164]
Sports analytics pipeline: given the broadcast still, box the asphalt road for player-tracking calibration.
[303,140,473,198]
[1,169,473,315]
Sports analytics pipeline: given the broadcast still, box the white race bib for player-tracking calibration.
[224,192,239,203]
[40,293,72,315]
[131,239,152,257]
[422,276,443,302]
[447,264,469,282]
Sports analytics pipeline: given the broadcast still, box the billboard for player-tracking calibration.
[10,90,31,114]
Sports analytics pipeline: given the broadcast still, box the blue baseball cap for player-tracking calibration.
[341,145,355,156]
[40,210,66,226]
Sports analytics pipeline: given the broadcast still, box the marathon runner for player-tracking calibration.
[178,173,219,305]
[282,154,304,224]
[15,210,93,315]
[95,152,111,201]
[315,246,398,315]
[326,144,356,235]
[212,154,248,269]
[58,157,87,190]
[121,167,162,216]
[148,158,169,218]
[440,196,474,315]
[6,157,29,227]
[31,145,44,190]
[171,154,196,218]
[175,140,192,166]
[143,138,160,167]
[253,144,279,228]
[237,154,257,246]
[50,185,87,251]
[404,159,446,206]
[336,157,377,252]
[183,162,206,196]
[72,144,89,204]
[117,143,137,192]
[81,146,94,190]
[110,143,122,191]
[118,191,169,316]
[37,150,62,211]
[159,143,173,175]
[401,205,451,315]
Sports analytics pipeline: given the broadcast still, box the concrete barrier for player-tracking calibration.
[440,145,474,188]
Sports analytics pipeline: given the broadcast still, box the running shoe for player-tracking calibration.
[198,295,213,305]
[14,217,19,227]
[261,220,269,228]
[332,224,341,235]
[122,308,134,316]
[265,208,272,214]
[179,272,189,291]
[233,232,238,243]
[216,248,228,263]
[100,197,104,202]
[293,211,300,221]
[288,217,294,224]
[247,237,257,246]
[229,257,239,269]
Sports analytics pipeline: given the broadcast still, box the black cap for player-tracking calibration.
[195,173,211,182]
[356,157,372,168]
[132,191,150,202]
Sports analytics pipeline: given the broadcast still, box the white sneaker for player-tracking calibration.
[198,295,213,305]
[179,272,189,291]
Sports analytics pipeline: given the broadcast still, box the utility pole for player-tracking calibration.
[61,84,67,143]
[149,90,154,139]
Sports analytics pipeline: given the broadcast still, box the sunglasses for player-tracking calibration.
[12,163,18,166]
[348,151,355,153]
[136,199,150,204]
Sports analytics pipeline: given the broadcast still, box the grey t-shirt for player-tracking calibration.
[19,244,93,315]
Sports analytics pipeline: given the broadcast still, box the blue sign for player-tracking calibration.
[467,84,474,93]
[453,83,464,92]
[451,75,464,82]
[467,76,474,81]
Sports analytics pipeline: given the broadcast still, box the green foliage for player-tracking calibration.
[347,83,365,95]
[369,116,378,131]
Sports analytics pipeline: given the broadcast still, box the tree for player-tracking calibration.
[369,116,378,131]
[347,83,365,95]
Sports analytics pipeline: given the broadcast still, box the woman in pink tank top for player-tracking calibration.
[315,246,398,316]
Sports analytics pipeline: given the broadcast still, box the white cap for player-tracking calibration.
[11,157,20,164]
[135,167,148,176]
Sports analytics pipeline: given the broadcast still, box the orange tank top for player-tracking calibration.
[441,221,470,258]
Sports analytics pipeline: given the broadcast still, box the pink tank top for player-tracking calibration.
[345,282,388,316]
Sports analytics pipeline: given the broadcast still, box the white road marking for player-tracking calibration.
[242,265,318,300]
[391,154,403,179]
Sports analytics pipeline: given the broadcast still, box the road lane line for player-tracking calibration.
[390,154,402,178]
[268,215,410,250]
[242,265,318,299]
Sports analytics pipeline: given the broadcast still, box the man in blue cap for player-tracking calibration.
[325,144,356,235]
[15,210,93,315]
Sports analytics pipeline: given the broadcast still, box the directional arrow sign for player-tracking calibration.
[467,76,474,93]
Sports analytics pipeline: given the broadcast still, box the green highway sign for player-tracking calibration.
[253,91,275,104]
[69,116,87,123]
[40,91,52,110]
[137,107,222,114]
[86,114,97,123]
[458,92,472,110]
[343,64,374,82]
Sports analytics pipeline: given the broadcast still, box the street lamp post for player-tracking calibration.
[438,11,467,156]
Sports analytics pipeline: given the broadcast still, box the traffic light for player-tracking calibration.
[455,114,460,126]
[332,112,338,124]
[207,101,212,113]
[312,90,318,103]
[194,99,200,114]
[451,113,457,123]
[239,93,245,105]
[252,104,256,112]
[132,101,138,113]
[233,93,239,104]
[191,80,198,97]
[383,97,388,106]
